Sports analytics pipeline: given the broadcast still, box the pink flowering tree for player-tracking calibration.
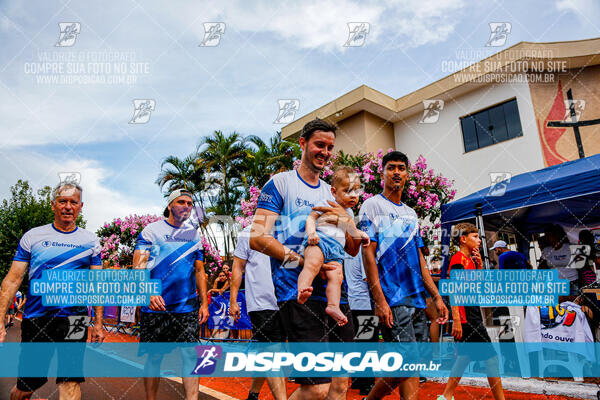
[96,214,163,268]
[201,235,223,276]
[245,148,455,248]
[235,186,260,228]
[294,149,456,247]
[97,214,224,275]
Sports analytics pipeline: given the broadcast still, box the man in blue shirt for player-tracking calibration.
[133,188,209,400]
[490,240,530,269]
[0,181,105,400]
[359,151,448,400]
[250,118,361,400]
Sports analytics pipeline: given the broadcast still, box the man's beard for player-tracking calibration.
[172,208,190,222]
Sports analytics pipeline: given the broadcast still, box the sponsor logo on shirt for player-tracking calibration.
[295,198,314,208]
[164,234,195,242]
[41,241,85,249]
[259,192,272,203]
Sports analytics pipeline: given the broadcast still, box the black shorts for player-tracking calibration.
[327,303,354,343]
[8,307,16,315]
[278,300,331,385]
[139,310,200,344]
[17,315,89,392]
[249,309,285,342]
[458,322,496,361]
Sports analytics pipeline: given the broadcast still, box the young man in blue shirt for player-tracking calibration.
[360,151,448,400]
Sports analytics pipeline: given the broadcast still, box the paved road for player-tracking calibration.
[0,320,194,400]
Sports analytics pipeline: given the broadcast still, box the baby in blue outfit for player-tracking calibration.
[298,166,370,325]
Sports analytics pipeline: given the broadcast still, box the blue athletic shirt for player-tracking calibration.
[135,220,203,314]
[256,170,335,302]
[13,223,101,318]
[498,250,528,269]
[358,194,426,309]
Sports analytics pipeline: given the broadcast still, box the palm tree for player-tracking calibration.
[155,154,220,248]
[268,132,301,173]
[241,135,275,190]
[241,132,301,190]
[155,154,203,195]
[197,131,247,255]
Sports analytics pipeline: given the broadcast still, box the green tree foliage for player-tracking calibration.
[0,180,86,282]
[156,131,300,256]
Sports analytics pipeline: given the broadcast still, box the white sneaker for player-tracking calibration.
[437,396,454,400]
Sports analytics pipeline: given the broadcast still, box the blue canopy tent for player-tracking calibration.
[440,154,600,277]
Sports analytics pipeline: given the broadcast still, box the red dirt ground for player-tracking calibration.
[197,376,583,400]
[97,325,583,400]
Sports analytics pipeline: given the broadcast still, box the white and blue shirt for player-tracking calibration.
[257,170,335,302]
[13,224,101,318]
[135,220,203,314]
[358,194,426,308]
[344,249,371,311]
[313,199,353,247]
[234,227,278,313]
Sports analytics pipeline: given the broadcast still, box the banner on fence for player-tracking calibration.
[207,290,251,330]
[120,306,137,323]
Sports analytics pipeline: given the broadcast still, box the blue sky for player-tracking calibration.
[1,0,599,230]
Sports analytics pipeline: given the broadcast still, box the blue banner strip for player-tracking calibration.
[1,342,598,378]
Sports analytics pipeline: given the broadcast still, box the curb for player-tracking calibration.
[164,377,239,400]
[198,384,239,400]
[430,377,600,399]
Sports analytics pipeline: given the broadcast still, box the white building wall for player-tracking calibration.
[394,77,545,200]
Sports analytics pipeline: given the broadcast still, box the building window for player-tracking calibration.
[460,99,523,152]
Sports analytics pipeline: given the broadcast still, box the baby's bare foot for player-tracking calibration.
[326,304,348,326]
[297,287,313,304]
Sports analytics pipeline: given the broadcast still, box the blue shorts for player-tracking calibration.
[303,233,345,264]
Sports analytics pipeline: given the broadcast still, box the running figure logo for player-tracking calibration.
[274,100,300,124]
[420,100,444,124]
[487,172,511,197]
[199,23,225,47]
[58,172,81,185]
[562,99,586,123]
[56,22,81,47]
[129,99,156,124]
[344,23,370,47]
[66,316,90,340]
[191,345,223,375]
[354,315,379,340]
[486,22,511,47]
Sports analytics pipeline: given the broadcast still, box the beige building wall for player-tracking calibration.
[393,75,545,199]
[528,65,600,166]
[335,111,394,154]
